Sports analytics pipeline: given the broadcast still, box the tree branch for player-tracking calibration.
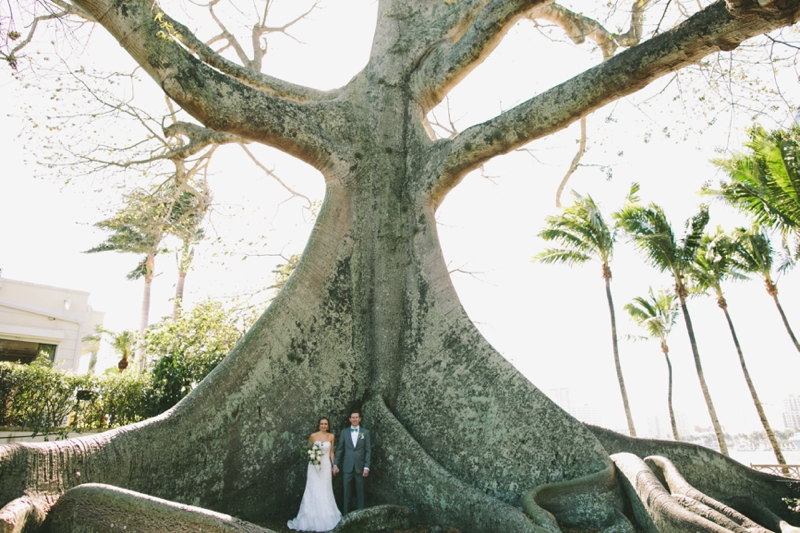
[430,0,800,203]
[413,0,551,111]
[163,14,336,103]
[65,0,343,171]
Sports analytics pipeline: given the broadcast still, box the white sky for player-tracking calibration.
[1,0,799,441]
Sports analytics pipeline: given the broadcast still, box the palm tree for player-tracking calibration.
[169,189,209,319]
[96,328,137,372]
[86,188,175,369]
[694,228,786,466]
[624,288,680,440]
[616,201,729,455]
[709,125,800,260]
[535,187,636,436]
[731,226,800,353]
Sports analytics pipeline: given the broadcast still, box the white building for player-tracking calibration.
[0,275,104,372]
[783,395,800,432]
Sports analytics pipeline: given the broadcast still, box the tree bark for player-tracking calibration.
[718,299,786,467]
[770,291,800,353]
[136,253,155,371]
[4,1,800,531]
[173,269,187,320]
[661,342,679,441]
[678,295,728,456]
[604,274,636,436]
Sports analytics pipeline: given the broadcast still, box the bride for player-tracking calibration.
[287,418,342,532]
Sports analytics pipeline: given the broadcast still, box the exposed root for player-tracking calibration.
[590,425,800,527]
[646,456,771,533]
[0,494,50,533]
[367,397,553,533]
[524,465,633,532]
[331,504,414,532]
[611,452,746,532]
[42,483,276,533]
[727,497,800,533]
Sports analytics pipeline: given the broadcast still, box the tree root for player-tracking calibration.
[524,465,634,533]
[611,452,800,533]
[726,497,800,533]
[0,494,50,533]
[331,504,414,533]
[41,483,277,533]
[367,397,554,533]
[590,425,800,527]
[613,452,746,532]
[645,456,771,533]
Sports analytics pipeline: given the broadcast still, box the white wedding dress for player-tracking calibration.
[287,441,342,532]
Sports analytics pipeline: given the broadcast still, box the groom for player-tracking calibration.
[332,411,371,514]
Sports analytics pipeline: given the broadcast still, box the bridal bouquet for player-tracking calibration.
[302,442,324,472]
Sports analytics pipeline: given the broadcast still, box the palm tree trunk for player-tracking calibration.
[136,253,155,371]
[173,270,187,320]
[770,291,800,353]
[661,343,679,441]
[679,296,728,455]
[718,300,786,467]
[605,276,636,437]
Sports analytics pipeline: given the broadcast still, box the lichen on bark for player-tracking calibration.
[3,1,800,532]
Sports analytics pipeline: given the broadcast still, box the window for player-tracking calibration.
[0,339,57,364]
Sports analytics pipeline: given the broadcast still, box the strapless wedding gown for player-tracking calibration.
[287,441,342,532]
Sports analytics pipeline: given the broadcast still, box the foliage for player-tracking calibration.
[270,253,301,294]
[535,190,617,271]
[709,125,800,263]
[144,299,249,415]
[0,300,249,433]
[616,202,710,298]
[0,361,81,439]
[86,187,177,280]
[624,288,679,346]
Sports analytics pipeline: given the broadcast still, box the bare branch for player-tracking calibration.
[430,0,800,203]
[237,143,313,208]
[161,13,337,103]
[413,0,550,111]
[554,116,587,207]
[163,121,242,160]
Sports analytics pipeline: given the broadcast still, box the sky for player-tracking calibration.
[1,0,800,442]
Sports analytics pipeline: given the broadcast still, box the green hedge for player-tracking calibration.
[0,361,152,439]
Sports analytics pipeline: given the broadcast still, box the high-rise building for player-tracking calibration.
[783,395,800,431]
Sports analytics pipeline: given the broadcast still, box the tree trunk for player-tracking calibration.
[136,253,155,371]
[5,1,800,530]
[173,269,187,320]
[678,295,728,456]
[718,299,786,467]
[0,111,622,532]
[661,342,679,441]
[604,275,636,436]
[770,291,800,353]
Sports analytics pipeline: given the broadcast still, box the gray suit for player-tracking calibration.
[334,426,371,514]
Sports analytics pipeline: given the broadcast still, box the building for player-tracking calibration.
[0,275,104,372]
[647,412,688,440]
[783,395,800,432]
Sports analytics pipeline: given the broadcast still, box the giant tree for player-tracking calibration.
[3,2,800,533]
[535,188,636,437]
[616,203,730,455]
[694,227,786,467]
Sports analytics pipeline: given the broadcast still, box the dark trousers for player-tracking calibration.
[342,470,365,514]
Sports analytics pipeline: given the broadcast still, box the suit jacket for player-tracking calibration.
[334,426,371,474]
